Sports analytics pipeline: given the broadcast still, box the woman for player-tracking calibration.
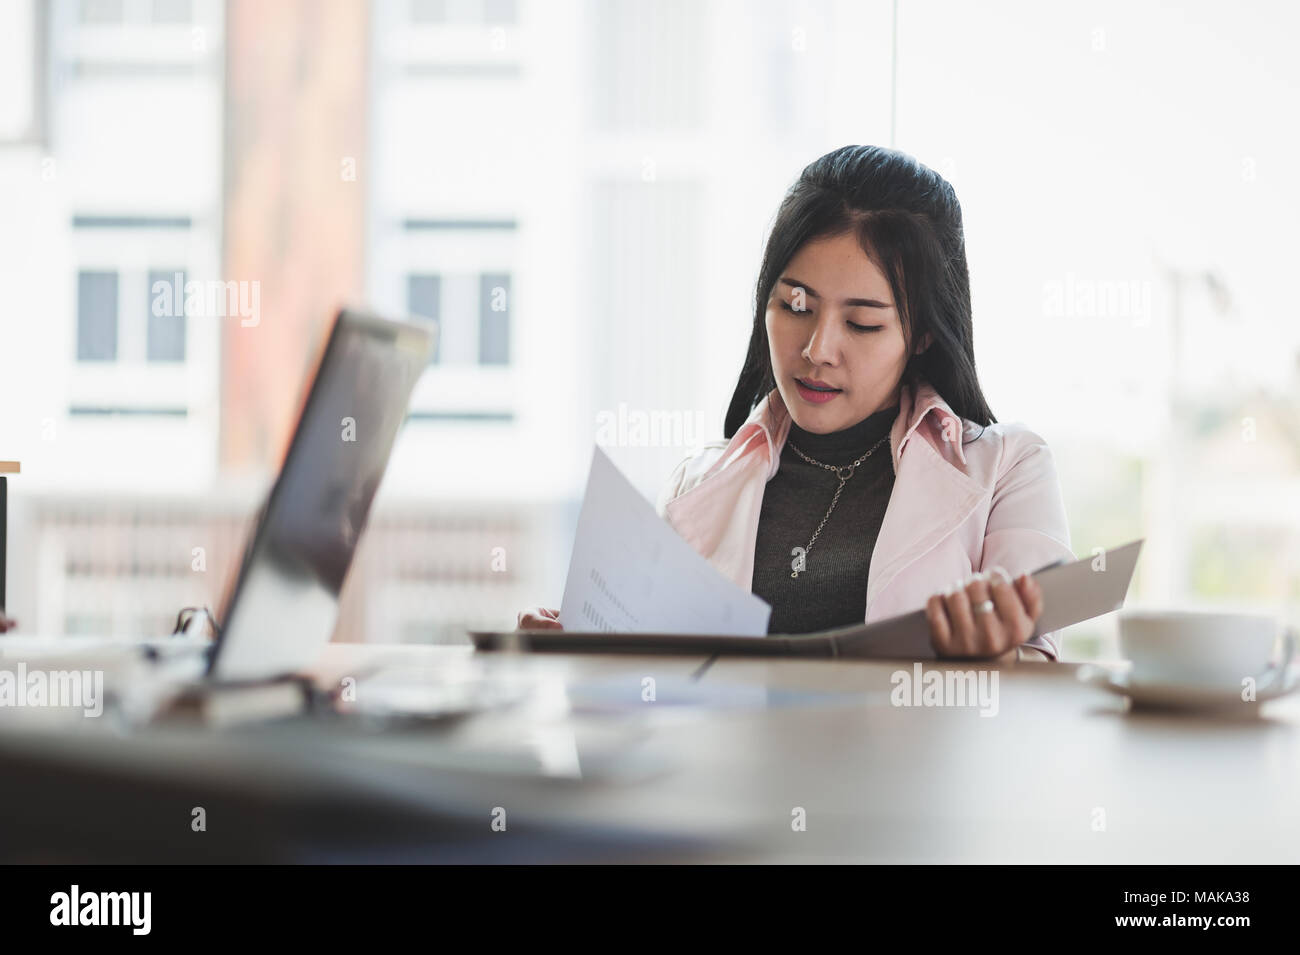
[520,145,1074,661]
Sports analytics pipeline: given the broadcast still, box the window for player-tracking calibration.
[76,265,190,364]
[483,0,517,24]
[146,269,186,361]
[406,270,512,367]
[370,3,522,422]
[407,273,442,363]
[77,270,118,361]
[65,0,211,80]
[78,0,193,25]
[410,0,445,21]
[0,0,41,143]
[478,272,510,365]
[150,0,192,24]
[409,0,517,25]
[590,0,704,132]
[79,0,123,24]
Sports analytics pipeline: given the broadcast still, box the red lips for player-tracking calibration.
[794,378,842,404]
[796,377,841,392]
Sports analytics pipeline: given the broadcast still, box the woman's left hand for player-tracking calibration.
[924,566,1043,659]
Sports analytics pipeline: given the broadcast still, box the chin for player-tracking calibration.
[789,409,839,433]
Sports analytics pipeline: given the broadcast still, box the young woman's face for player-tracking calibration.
[765,232,928,434]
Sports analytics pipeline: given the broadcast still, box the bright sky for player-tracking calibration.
[894,0,1300,441]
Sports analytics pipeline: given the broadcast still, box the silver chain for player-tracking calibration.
[786,434,890,578]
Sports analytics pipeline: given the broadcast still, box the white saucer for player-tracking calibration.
[1076,663,1300,710]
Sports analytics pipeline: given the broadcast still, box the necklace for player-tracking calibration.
[786,433,890,578]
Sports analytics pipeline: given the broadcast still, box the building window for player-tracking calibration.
[79,0,124,24]
[590,0,704,133]
[77,269,118,361]
[478,272,510,365]
[147,269,186,362]
[410,0,446,21]
[150,0,193,24]
[407,270,512,367]
[483,0,518,24]
[409,0,517,25]
[79,0,193,25]
[407,273,442,363]
[0,0,41,143]
[77,267,192,363]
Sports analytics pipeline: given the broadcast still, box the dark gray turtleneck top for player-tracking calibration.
[751,403,899,635]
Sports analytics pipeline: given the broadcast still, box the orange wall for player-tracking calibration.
[220,0,370,474]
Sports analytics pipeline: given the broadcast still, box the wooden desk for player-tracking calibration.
[677,654,1300,862]
[0,642,1297,862]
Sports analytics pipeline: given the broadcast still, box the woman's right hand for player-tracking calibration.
[516,606,564,631]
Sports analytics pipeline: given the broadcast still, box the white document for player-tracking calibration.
[559,446,772,636]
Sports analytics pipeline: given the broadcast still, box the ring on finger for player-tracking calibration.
[973,599,995,615]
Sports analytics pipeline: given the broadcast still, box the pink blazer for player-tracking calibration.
[655,377,1076,659]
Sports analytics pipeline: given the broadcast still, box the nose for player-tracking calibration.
[801,311,846,366]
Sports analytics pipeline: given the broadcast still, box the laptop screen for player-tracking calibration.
[209,309,435,681]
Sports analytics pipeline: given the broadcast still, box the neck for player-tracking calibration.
[787,402,898,464]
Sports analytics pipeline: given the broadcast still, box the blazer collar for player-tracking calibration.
[728,377,969,480]
[665,376,986,600]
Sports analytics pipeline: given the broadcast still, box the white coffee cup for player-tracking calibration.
[1118,609,1296,689]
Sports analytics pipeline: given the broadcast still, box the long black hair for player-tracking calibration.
[723,145,996,439]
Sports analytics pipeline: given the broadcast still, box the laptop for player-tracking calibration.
[205,307,436,682]
[0,307,434,716]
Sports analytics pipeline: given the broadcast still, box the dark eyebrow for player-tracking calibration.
[778,276,893,309]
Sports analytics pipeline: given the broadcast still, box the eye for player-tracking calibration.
[781,301,881,332]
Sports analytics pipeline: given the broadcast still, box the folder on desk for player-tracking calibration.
[473,454,1144,657]
[472,538,1142,658]
[471,447,1143,657]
